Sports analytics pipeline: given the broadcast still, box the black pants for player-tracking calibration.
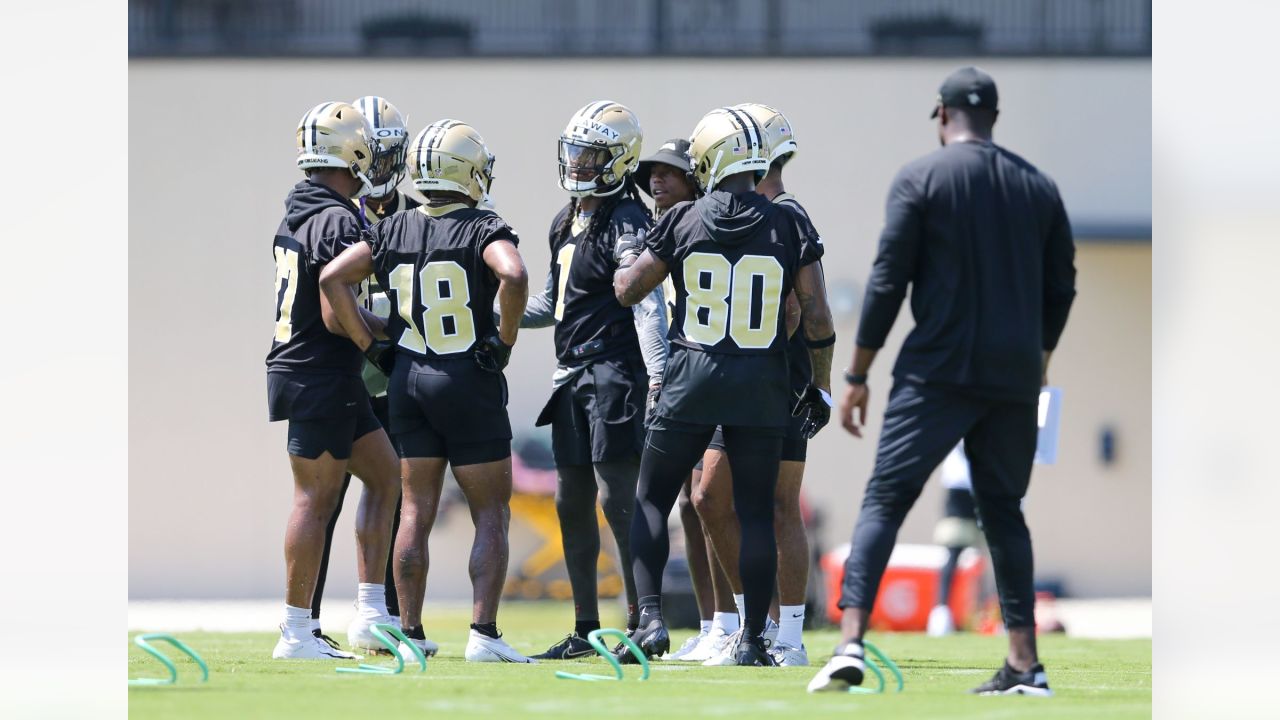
[839,381,1038,628]
[313,395,401,620]
[630,423,783,637]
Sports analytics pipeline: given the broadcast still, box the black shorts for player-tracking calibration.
[388,356,511,466]
[536,352,646,466]
[695,413,808,470]
[267,371,381,460]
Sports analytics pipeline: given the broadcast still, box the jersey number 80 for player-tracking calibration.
[682,252,783,350]
[388,261,476,355]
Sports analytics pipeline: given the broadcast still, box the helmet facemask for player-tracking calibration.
[558,139,624,197]
[366,134,408,198]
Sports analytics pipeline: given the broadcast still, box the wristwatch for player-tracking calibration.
[844,370,867,385]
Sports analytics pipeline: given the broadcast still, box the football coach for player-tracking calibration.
[809,67,1077,696]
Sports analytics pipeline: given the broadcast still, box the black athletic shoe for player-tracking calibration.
[313,629,343,651]
[733,634,778,667]
[970,662,1053,697]
[618,619,669,664]
[610,628,638,661]
[532,633,597,660]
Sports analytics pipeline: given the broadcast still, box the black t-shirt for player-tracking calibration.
[546,197,652,362]
[856,141,1077,400]
[369,205,518,362]
[266,180,367,376]
[647,191,821,427]
[774,193,824,395]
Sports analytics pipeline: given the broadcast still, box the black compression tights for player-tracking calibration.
[314,474,402,619]
[630,427,782,638]
[556,458,641,627]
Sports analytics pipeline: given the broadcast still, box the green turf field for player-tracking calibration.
[129,601,1150,719]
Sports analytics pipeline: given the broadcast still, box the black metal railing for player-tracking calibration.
[129,0,1151,58]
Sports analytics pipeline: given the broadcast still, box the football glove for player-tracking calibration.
[613,231,644,268]
[364,339,397,376]
[645,384,661,427]
[791,384,834,439]
[474,332,513,373]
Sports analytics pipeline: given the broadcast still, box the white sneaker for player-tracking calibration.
[806,643,866,693]
[347,612,400,653]
[763,617,779,648]
[702,628,743,666]
[927,605,956,637]
[682,627,731,662]
[273,626,357,660]
[771,641,809,667]
[396,637,437,663]
[664,629,708,660]
[464,629,537,663]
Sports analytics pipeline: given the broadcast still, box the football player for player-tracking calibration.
[614,107,836,666]
[690,103,824,667]
[267,101,401,660]
[520,101,668,660]
[635,140,739,663]
[308,95,437,656]
[320,119,534,663]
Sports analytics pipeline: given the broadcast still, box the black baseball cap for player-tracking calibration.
[635,138,694,198]
[930,66,998,118]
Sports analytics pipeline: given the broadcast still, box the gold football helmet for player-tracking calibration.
[558,100,643,197]
[353,96,410,197]
[409,120,496,203]
[688,106,770,193]
[295,101,376,198]
[733,102,797,165]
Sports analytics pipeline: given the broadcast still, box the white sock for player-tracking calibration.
[700,619,712,634]
[712,611,739,634]
[778,604,805,647]
[733,594,746,627]
[284,604,312,637]
[357,583,389,617]
[310,618,322,634]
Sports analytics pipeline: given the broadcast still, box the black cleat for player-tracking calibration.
[970,662,1053,697]
[733,634,778,667]
[618,619,669,664]
[532,633,598,660]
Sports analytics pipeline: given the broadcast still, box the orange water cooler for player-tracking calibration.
[821,543,985,631]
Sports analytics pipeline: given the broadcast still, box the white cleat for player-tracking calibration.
[664,629,709,661]
[682,627,731,663]
[771,641,809,667]
[464,629,537,663]
[927,605,956,637]
[273,626,357,660]
[807,643,866,693]
[763,618,779,648]
[396,637,437,663]
[702,628,743,666]
[347,612,395,653]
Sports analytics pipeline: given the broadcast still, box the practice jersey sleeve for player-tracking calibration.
[856,166,925,350]
[308,210,365,270]
[644,201,693,264]
[1042,186,1077,351]
[782,201,825,267]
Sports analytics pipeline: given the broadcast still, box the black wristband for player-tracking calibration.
[804,333,836,349]
[844,370,867,385]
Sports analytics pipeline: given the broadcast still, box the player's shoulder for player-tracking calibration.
[609,197,653,232]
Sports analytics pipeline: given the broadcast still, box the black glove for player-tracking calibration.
[474,332,513,373]
[791,384,833,439]
[364,339,396,376]
[614,231,644,268]
[645,384,661,427]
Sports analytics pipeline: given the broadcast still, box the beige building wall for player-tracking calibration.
[129,58,1150,599]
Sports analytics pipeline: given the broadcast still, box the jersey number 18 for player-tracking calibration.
[388,261,476,355]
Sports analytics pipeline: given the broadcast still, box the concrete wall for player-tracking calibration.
[129,57,1150,599]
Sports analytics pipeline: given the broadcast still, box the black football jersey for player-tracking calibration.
[361,190,422,225]
[774,193,825,395]
[546,197,652,362]
[646,190,822,427]
[266,180,368,376]
[368,205,518,361]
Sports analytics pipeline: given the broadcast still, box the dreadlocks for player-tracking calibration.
[555,175,651,248]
